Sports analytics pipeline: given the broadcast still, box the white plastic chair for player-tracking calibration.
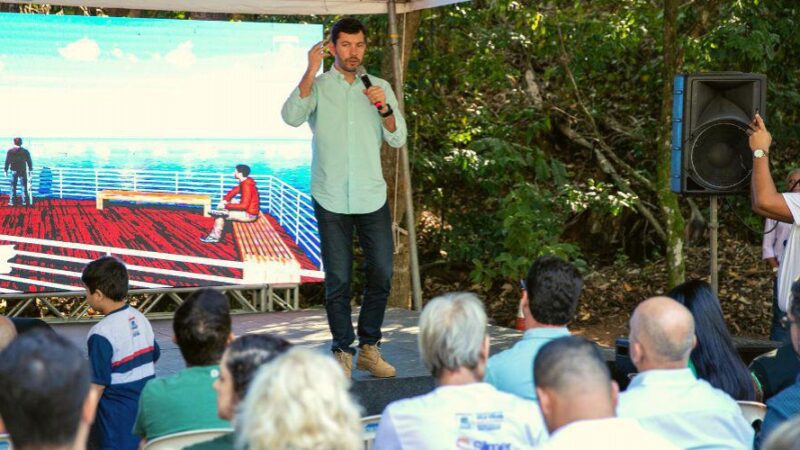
[362,415,381,450]
[143,428,233,450]
[737,400,767,429]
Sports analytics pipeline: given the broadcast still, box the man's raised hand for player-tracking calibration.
[748,113,772,152]
[306,41,328,76]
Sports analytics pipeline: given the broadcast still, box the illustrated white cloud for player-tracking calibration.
[58,37,100,62]
[111,47,139,63]
[165,41,196,69]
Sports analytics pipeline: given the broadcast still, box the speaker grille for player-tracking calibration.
[688,120,752,191]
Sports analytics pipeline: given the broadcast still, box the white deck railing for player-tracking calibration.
[20,167,321,267]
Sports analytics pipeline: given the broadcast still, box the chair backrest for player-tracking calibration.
[143,429,233,450]
[737,400,767,429]
[361,415,381,450]
[0,433,12,450]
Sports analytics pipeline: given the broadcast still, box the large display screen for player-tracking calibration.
[0,13,322,294]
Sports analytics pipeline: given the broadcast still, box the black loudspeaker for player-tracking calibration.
[670,73,767,195]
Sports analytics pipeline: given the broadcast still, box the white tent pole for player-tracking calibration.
[387,0,423,310]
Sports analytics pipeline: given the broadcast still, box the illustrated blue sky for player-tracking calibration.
[0,13,321,139]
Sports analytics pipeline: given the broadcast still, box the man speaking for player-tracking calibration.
[281,18,407,378]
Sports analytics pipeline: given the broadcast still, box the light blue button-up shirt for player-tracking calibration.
[617,369,754,449]
[281,68,407,215]
[484,327,570,401]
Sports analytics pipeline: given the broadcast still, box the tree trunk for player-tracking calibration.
[380,11,422,309]
[658,0,686,288]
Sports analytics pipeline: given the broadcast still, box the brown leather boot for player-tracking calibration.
[356,344,396,378]
[334,351,353,378]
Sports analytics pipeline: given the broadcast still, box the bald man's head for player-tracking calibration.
[629,296,696,370]
[0,315,17,351]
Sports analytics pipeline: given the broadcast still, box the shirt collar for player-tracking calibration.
[628,368,695,389]
[522,326,570,341]
[326,66,357,85]
[106,303,130,317]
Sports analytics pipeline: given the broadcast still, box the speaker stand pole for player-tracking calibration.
[709,196,719,295]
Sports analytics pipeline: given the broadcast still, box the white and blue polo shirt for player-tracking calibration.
[87,304,160,450]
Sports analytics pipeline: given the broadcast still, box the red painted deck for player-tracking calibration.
[0,198,319,293]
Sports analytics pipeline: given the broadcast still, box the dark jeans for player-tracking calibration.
[313,199,393,354]
[10,170,28,205]
[771,276,788,343]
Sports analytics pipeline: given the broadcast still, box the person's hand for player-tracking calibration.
[748,113,772,152]
[363,86,387,110]
[306,41,328,76]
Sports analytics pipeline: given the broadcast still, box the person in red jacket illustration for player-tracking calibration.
[201,164,260,243]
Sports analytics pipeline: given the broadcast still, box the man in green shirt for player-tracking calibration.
[133,289,233,444]
[281,18,407,378]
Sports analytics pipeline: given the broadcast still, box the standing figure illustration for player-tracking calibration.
[5,137,33,206]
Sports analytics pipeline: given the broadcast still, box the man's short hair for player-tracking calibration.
[173,288,232,366]
[235,164,251,178]
[13,137,22,146]
[525,256,583,325]
[534,336,610,396]
[419,292,486,378]
[0,329,90,449]
[330,17,367,44]
[81,256,129,301]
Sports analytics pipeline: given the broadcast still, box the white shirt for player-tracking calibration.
[617,369,753,449]
[535,418,679,450]
[777,193,800,312]
[374,382,547,450]
[762,218,792,263]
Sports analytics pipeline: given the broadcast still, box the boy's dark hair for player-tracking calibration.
[235,164,251,177]
[13,137,22,146]
[525,255,583,325]
[0,329,90,449]
[173,288,232,366]
[330,17,367,44]
[226,334,292,401]
[81,256,129,301]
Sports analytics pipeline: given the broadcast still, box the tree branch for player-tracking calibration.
[555,23,657,194]
[557,122,667,240]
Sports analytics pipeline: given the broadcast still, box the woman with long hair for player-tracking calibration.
[185,333,292,450]
[239,347,363,450]
[667,279,757,401]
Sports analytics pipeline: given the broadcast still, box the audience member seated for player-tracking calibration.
[83,256,160,450]
[761,415,800,450]
[0,315,16,351]
[239,347,362,450]
[485,256,582,400]
[533,336,677,449]
[134,289,234,444]
[617,296,753,448]
[374,292,547,449]
[750,341,800,401]
[758,281,800,448]
[0,329,99,450]
[667,279,757,401]
[185,333,292,450]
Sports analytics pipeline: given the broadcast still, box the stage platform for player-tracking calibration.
[53,307,527,415]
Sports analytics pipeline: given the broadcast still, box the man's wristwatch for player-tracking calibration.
[753,148,769,159]
[380,104,394,118]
